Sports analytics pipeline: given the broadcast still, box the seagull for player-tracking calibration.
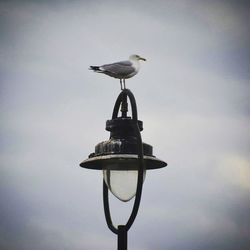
[89,54,146,90]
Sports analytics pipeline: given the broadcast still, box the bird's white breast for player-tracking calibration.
[126,59,140,78]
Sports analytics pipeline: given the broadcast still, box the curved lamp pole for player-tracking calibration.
[80,89,167,250]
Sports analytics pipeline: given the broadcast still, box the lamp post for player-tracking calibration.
[80,89,167,250]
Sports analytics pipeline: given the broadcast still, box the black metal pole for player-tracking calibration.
[121,92,128,118]
[118,225,127,250]
[103,180,118,234]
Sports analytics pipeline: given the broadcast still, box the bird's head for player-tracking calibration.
[129,54,146,61]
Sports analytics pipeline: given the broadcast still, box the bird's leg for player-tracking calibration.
[120,79,123,90]
[123,79,126,89]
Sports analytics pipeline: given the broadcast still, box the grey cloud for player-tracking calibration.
[1,0,250,249]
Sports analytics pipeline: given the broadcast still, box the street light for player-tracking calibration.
[80,89,167,250]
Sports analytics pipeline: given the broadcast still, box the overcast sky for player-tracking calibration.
[1,0,250,249]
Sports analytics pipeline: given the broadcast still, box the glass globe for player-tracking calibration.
[103,169,146,202]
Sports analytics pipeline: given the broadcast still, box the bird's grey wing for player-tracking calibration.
[101,61,135,77]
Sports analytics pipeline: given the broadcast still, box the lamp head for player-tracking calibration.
[80,117,167,170]
[80,116,167,202]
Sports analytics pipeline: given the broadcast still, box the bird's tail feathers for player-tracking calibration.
[89,66,103,72]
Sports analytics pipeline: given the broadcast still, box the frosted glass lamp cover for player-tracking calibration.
[103,169,146,202]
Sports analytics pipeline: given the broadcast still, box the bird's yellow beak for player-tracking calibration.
[139,57,146,61]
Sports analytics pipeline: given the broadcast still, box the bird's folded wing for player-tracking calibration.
[101,61,135,77]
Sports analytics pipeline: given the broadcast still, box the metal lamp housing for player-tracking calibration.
[80,116,167,202]
[80,117,167,171]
